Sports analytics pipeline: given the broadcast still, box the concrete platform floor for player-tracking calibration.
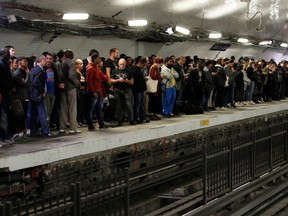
[1,100,288,171]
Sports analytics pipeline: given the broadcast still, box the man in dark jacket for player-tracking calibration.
[0,47,13,144]
[27,55,51,137]
[59,49,80,134]
[12,57,30,135]
[173,56,186,115]
[131,58,149,124]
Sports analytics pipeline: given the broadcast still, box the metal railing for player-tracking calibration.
[203,118,288,204]
[0,169,129,216]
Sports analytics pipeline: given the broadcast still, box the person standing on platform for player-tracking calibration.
[224,59,236,108]
[131,57,150,124]
[82,49,99,78]
[110,58,135,126]
[27,55,52,137]
[75,59,86,127]
[10,56,18,75]
[104,48,119,81]
[161,57,179,118]
[147,57,164,120]
[214,58,227,109]
[5,45,15,58]
[43,52,57,125]
[203,60,215,111]
[172,56,186,115]
[12,57,30,138]
[86,53,108,131]
[59,49,80,134]
[0,47,14,144]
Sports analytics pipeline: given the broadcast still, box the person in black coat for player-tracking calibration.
[12,57,30,135]
[0,47,13,143]
[131,57,149,123]
[234,63,245,103]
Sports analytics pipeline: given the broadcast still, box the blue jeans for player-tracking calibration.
[86,92,104,128]
[162,87,176,116]
[246,81,255,101]
[27,97,50,136]
[133,92,146,120]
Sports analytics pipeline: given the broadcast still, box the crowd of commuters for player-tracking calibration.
[1,45,288,146]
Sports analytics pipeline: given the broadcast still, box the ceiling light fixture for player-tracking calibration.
[128,19,147,27]
[209,32,222,39]
[128,0,147,27]
[166,26,190,35]
[238,38,249,43]
[259,40,272,45]
[175,26,190,35]
[280,42,288,48]
[63,13,89,20]
[166,27,174,35]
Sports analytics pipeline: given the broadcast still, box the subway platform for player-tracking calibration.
[0,100,288,172]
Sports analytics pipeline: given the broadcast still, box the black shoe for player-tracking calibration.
[88,127,96,131]
[118,121,123,126]
[143,119,150,123]
[43,132,53,137]
[136,118,143,124]
[99,125,108,129]
[130,121,136,125]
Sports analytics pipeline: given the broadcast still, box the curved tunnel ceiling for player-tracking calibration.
[0,0,287,46]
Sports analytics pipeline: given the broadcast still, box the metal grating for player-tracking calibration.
[204,120,288,203]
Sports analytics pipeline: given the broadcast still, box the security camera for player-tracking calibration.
[256,26,264,32]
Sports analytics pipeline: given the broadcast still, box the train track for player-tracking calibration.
[145,164,288,216]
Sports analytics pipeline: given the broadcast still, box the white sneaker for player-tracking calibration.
[26,129,31,136]
[69,130,81,134]
[248,101,255,105]
[4,138,15,144]
[59,129,66,133]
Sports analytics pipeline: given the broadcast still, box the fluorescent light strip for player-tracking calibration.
[128,19,148,27]
[259,40,272,45]
[280,43,288,48]
[209,33,222,39]
[175,26,190,35]
[63,13,89,20]
[238,38,249,43]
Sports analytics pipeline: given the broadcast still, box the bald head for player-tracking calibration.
[118,58,126,69]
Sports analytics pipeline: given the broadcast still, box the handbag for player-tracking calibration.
[11,99,24,118]
[10,93,25,118]
[146,76,158,93]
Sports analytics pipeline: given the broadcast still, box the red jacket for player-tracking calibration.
[100,70,109,97]
[86,63,102,93]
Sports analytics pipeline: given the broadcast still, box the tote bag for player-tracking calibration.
[146,76,158,93]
